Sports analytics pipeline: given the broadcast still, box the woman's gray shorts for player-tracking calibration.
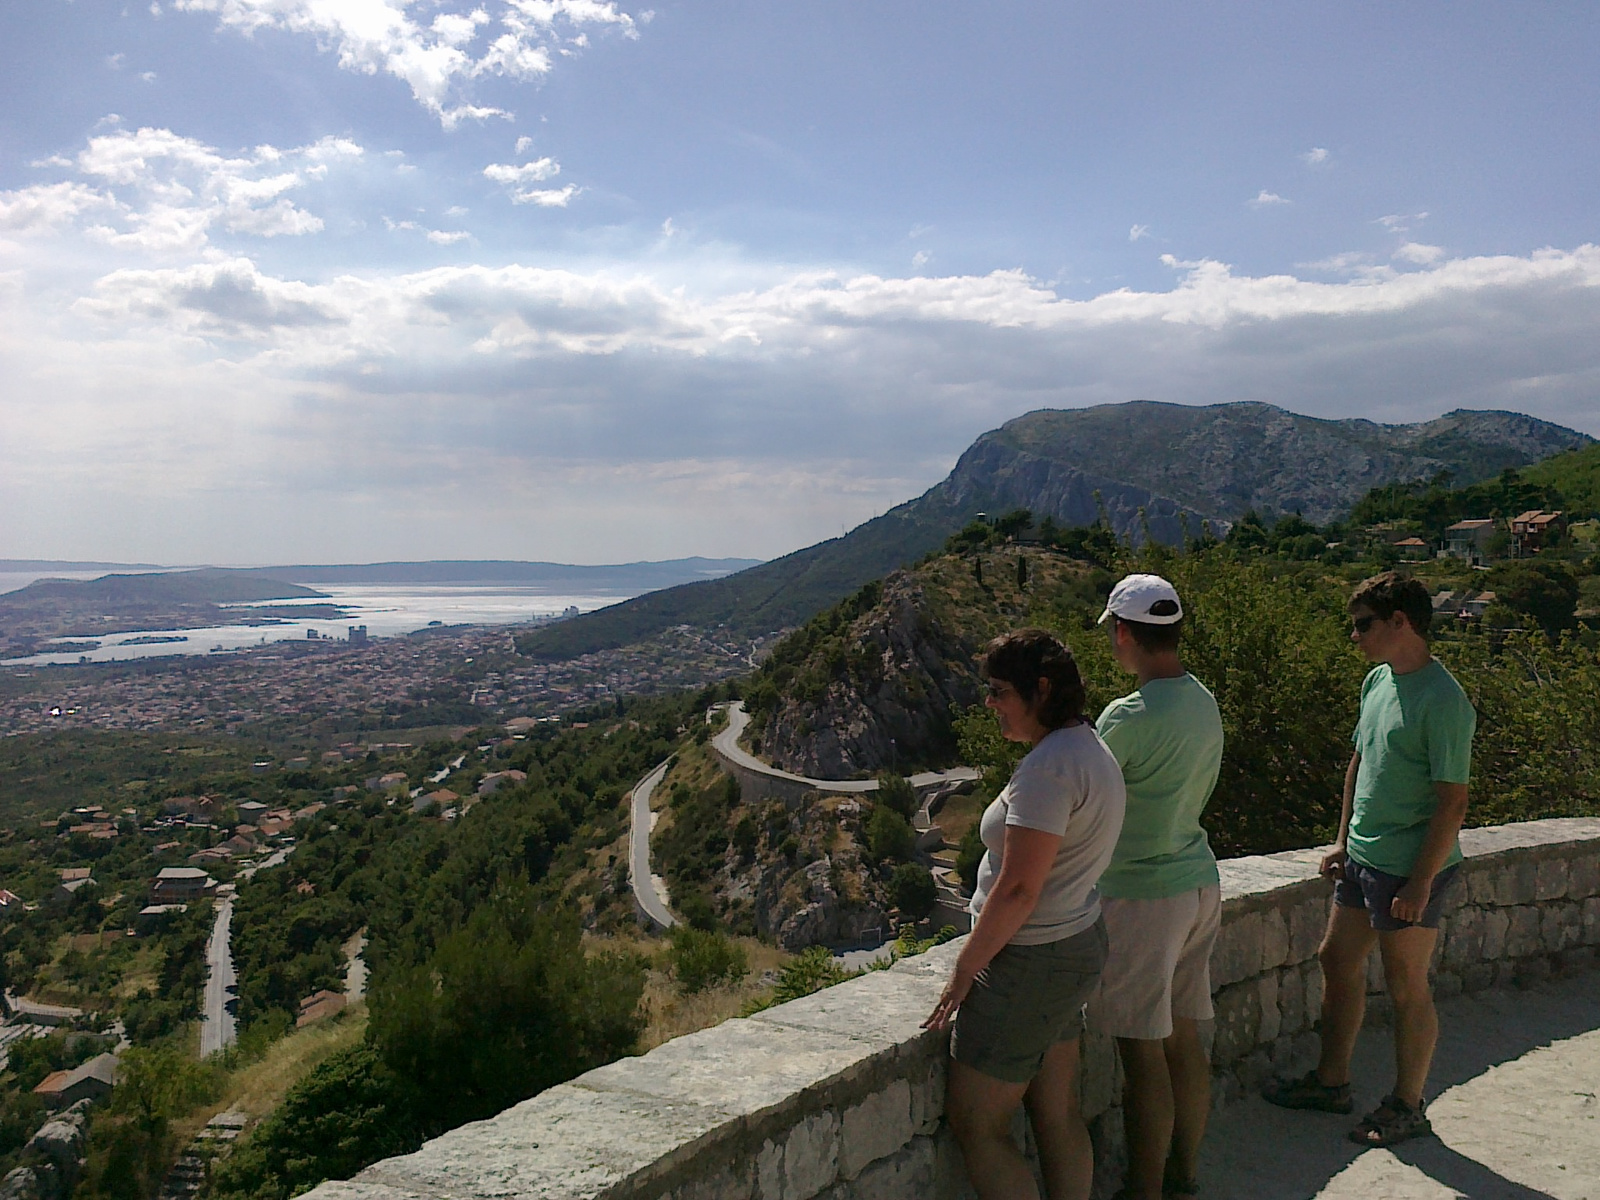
[950,919,1108,1084]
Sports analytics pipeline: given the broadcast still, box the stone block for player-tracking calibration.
[1210,911,1263,988]
[1557,946,1597,973]
[673,1165,754,1200]
[832,1134,934,1200]
[1236,1049,1274,1093]
[908,1061,944,1135]
[1516,956,1552,986]
[1496,859,1537,906]
[1482,908,1509,960]
[1288,898,1327,964]
[1302,961,1323,1028]
[1582,898,1600,946]
[1461,962,1494,992]
[1494,961,1518,989]
[1434,971,1462,999]
[349,1082,734,1200]
[1441,905,1484,966]
[1535,857,1570,902]
[1506,907,1542,958]
[933,1128,977,1200]
[1566,855,1600,900]
[759,1110,838,1200]
[1257,972,1281,1044]
[1465,863,1498,907]
[1261,909,1290,971]
[1365,951,1386,995]
[1277,965,1304,1036]
[1541,903,1580,953]
[1210,982,1261,1064]
[1079,1031,1118,1119]
[839,1081,912,1180]
[1363,994,1393,1028]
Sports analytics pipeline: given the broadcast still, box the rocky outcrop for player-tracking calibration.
[718,796,887,951]
[0,1100,92,1200]
[757,573,986,780]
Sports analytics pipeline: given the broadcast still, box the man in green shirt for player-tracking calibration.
[1265,571,1475,1149]
[1086,574,1224,1200]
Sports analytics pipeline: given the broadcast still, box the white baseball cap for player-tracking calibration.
[1098,573,1184,625]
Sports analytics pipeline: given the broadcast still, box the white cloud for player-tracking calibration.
[426,229,471,244]
[10,242,1600,562]
[1247,190,1290,208]
[1301,147,1330,166]
[911,249,930,268]
[1129,224,1150,242]
[106,53,127,69]
[140,71,159,83]
[512,185,578,207]
[0,126,359,253]
[483,158,559,184]
[1394,242,1445,265]
[1378,212,1429,234]
[515,135,535,153]
[172,0,640,125]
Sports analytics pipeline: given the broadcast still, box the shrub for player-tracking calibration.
[864,805,915,864]
[366,881,645,1136]
[207,1043,421,1200]
[874,772,918,819]
[888,863,938,920]
[955,824,986,892]
[670,927,748,994]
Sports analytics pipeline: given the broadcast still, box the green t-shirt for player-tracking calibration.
[1094,674,1223,899]
[1348,660,1475,877]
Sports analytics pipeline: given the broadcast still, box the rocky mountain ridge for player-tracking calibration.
[519,401,1590,661]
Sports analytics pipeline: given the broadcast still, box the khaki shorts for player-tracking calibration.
[950,920,1108,1084]
[1087,884,1220,1041]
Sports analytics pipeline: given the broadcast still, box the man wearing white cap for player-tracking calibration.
[1086,574,1224,1200]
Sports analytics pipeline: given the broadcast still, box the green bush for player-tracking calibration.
[743,946,856,1013]
[366,881,645,1136]
[669,926,748,994]
[955,824,986,892]
[888,863,938,920]
[208,1043,422,1200]
[874,772,918,819]
[864,805,916,864]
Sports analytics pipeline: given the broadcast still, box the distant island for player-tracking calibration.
[118,634,190,646]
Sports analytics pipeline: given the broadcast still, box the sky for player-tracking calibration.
[2,1,1598,566]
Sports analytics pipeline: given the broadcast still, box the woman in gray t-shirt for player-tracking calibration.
[925,629,1126,1200]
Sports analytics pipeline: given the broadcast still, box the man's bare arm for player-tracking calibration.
[1390,781,1469,923]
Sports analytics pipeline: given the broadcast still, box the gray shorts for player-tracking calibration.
[1335,860,1460,931]
[950,919,1108,1084]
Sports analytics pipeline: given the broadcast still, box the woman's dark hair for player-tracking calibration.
[980,628,1088,729]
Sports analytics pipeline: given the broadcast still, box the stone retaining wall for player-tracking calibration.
[308,817,1600,1200]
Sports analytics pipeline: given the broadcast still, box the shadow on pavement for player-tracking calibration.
[1196,968,1600,1199]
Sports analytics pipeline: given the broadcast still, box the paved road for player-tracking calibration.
[713,702,980,793]
[198,897,237,1057]
[629,760,675,930]
[1201,967,1600,1199]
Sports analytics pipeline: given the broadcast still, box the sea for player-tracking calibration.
[0,574,637,668]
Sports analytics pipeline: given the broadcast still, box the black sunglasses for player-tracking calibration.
[1352,614,1380,634]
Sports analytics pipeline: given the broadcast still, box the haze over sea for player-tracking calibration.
[0,570,638,667]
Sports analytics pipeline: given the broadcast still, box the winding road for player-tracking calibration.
[198,896,237,1057]
[628,760,676,930]
[713,702,980,794]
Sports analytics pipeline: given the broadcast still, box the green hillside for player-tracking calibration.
[1524,441,1600,517]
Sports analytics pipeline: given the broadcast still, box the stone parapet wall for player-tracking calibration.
[306,817,1600,1200]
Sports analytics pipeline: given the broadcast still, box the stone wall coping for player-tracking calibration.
[308,817,1600,1200]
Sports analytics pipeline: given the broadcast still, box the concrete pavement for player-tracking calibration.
[1198,967,1600,1199]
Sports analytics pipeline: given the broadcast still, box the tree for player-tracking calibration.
[888,863,937,920]
[874,772,918,820]
[1487,561,1579,636]
[367,881,645,1135]
[864,804,916,865]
